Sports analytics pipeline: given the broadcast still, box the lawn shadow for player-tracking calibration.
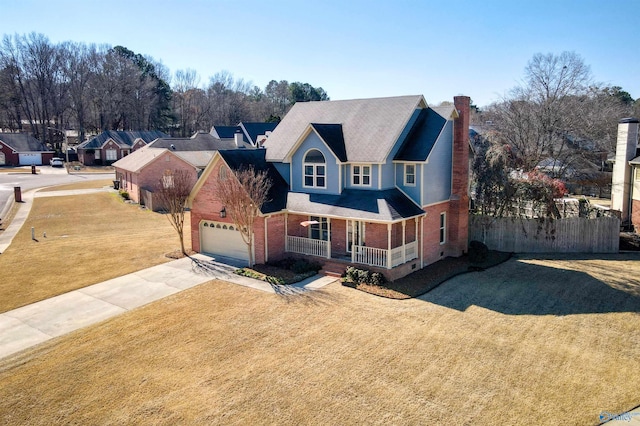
[420,254,640,315]
[190,257,237,278]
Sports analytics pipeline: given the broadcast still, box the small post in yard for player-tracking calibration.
[31,165,36,174]
[31,227,35,240]
[14,187,22,202]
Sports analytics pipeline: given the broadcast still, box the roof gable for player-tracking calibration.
[239,122,278,145]
[112,146,193,173]
[263,95,426,163]
[190,149,288,214]
[310,123,347,162]
[394,108,447,162]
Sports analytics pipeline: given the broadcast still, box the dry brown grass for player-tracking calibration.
[0,192,190,312]
[0,253,639,425]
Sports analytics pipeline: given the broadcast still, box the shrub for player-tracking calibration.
[345,266,359,281]
[370,272,385,286]
[119,190,130,200]
[468,240,489,263]
[291,258,322,274]
[344,266,385,286]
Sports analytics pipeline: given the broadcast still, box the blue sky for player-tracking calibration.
[3,0,639,107]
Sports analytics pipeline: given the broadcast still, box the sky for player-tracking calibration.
[2,0,639,107]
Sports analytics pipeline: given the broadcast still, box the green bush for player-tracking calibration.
[119,190,130,200]
[344,266,385,286]
[370,272,385,286]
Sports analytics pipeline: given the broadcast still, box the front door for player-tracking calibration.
[347,220,365,252]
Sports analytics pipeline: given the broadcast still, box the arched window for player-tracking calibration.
[303,149,326,188]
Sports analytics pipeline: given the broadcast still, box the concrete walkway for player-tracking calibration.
[0,185,337,360]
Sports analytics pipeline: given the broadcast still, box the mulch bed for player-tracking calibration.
[344,251,513,300]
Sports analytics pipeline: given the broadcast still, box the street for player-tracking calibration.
[0,166,114,219]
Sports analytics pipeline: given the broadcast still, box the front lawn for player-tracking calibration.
[0,253,638,425]
[0,191,190,312]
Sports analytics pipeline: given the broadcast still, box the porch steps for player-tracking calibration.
[319,259,348,278]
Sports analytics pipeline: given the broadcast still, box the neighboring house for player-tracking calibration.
[112,145,198,211]
[611,118,640,229]
[148,130,253,170]
[114,131,256,210]
[77,130,169,165]
[189,95,471,280]
[210,122,278,147]
[0,133,55,166]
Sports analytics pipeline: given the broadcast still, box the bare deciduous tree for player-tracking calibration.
[154,168,196,256]
[215,165,271,266]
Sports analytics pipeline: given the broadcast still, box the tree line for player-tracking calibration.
[0,32,329,147]
[472,51,640,218]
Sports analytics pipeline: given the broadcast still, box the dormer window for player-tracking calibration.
[352,164,371,186]
[304,149,326,188]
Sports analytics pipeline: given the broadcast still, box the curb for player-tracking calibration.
[0,195,14,225]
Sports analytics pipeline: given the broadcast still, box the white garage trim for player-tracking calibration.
[199,220,253,264]
[18,153,42,165]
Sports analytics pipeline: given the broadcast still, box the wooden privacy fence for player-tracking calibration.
[469,215,620,253]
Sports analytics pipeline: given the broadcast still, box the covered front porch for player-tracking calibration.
[284,214,420,269]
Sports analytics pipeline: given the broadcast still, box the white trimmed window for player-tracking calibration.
[352,164,371,186]
[106,149,117,161]
[404,164,416,186]
[94,150,101,160]
[309,216,329,241]
[635,167,640,182]
[303,149,326,188]
[440,212,446,244]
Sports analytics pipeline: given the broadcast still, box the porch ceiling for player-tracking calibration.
[287,188,424,221]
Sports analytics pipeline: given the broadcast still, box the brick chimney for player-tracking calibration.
[611,117,640,223]
[448,96,471,254]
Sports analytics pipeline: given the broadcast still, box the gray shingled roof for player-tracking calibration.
[148,131,252,151]
[0,133,52,152]
[263,95,425,163]
[78,130,168,149]
[112,146,173,172]
[287,188,424,221]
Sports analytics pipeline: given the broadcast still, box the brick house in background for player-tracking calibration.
[113,131,256,210]
[77,130,168,165]
[113,145,199,210]
[0,133,55,166]
[189,95,470,280]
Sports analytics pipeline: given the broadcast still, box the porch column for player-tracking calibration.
[387,223,392,269]
[327,217,331,259]
[285,213,288,251]
[350,219,355,263]
[402,220,406,264]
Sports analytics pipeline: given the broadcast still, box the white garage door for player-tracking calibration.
[19,153,42,165]
[200,221,251,263]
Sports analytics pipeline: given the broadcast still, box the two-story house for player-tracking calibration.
[189,95,470,280]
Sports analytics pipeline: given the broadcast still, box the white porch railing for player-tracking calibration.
[286,236,328,258]
[352,245,388,268]
[353,241,419,268]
